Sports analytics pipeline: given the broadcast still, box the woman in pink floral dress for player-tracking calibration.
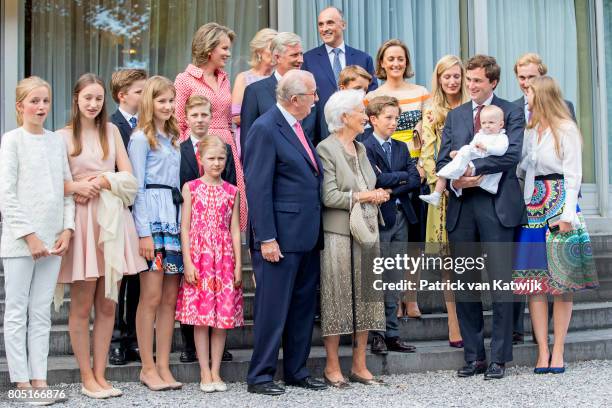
[176,135,243,393]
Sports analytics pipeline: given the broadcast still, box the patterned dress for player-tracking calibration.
[175,64,248,231]
[175,180,244,328]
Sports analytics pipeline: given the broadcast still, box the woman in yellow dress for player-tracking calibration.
[366,39,429,318]
[421,55,468,347]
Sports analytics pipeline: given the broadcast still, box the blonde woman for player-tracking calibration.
[421,55,469,348]
[231,28,278,157]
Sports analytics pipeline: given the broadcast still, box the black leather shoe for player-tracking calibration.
[180,350,197,363]
[484,362,506,380]
[371,334,388,355]
[385,337,416,353]
[108,348,126,365]
[286,376,327,390]
[457,360,487,377]
[222,349,233,362]
[247,382,285,395]
[124,347,141,362]
[512,332,524,345]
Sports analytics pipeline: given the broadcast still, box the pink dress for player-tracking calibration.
[175,179,244,328]
[58,125,147,283]
[175,64,248,231]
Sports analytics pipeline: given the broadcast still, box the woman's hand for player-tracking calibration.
[51,229,72,256]
[183,262,199,285]
[139,236,155,261]
[91,174,111,190]
[549,220,573,234]
[74,194,90,204]
[73,179,101,198]
[24,233,50,260]
[358,189,390,205]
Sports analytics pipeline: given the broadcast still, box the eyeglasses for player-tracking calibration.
[295,90,318,98]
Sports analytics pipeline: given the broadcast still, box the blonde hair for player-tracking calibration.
[338,65,372,89]
[69,73,109,160]
[137,76,180,150]
[15,76,52,126]
[514,52,548,76]
[480,105,504,122]
[110,69,147,103]
[527,76,577,158]
[184,95,211,116]
[197,134,227,160]
[428,55,469,130]
[375,39,414,80]
[248,28,278,67]
[191,23,236,67]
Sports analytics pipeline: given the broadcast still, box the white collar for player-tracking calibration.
[189,134,203,148]
[276,103,298,128]
[118,107,137,123]
[325,42,346,55]
[472,93,495,110]
[372,132,391,147]
[273,70,283,82]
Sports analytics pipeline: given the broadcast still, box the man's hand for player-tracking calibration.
[452,175,483,190]
[261,240,283,263]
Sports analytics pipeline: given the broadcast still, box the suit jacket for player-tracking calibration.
[513,96,576,122]
[244,106,323,252]
[436,95,527,232]
[110,110,133,149]
[240,75,319,156]
[303,44,378,141]
[179,139,236,188]
[362,134,421,229]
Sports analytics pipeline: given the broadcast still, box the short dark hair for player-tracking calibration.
[466,54,500,85]
[365,95,400,118]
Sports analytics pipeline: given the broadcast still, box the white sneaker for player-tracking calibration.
[200,382,216,393]
[212,381,227,392]
[419,193,441,207]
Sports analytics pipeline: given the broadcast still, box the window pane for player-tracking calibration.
[605,0,612,181]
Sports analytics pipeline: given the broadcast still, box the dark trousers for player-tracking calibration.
[449,189,514,364]
[181,324,195,352]
[374,209,409,339]
[110,274,139,351]
[247,249,320,385]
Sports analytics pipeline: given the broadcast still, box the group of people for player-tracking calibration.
[0,5,598,402]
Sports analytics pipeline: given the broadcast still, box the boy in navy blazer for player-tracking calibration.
[108,68,147,366]
[362,96,420,355]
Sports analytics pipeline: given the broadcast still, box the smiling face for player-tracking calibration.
[275,43,304,75]
[381,46,407,80]
[17,86,51,129]
[153,89,175,123]
[317,7,345,48]
[439,64,462,96]
[466,67,496,105]
[370,105,399,139]
[516,63,541,96]
[186,104,211,138]
[339,77,370,93]
[77,83,105,120]
[343,104,368,134]
[209,35,232,69]
[200,145,227,179]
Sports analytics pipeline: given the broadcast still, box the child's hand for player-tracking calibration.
[450,150,458,159]
[51,229,73,256]
[74,194,90,204]
[24,233,50,260]
[184,263,199,286]
[234,267,242,288]
[75,179,101,198]
[139,237,154,260]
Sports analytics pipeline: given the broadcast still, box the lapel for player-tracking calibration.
[390,139,403,170]
[181,140,199,177]
[316,44,337,90]
[345,45,357,66]
[369,137,390,170]
[264,75,277,105]
[112,110,132,139]
[275,108,319,174]
[460,102,476,144]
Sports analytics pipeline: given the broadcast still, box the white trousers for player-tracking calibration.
[2,255,61,382]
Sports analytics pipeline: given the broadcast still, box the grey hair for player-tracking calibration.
[271,32,302,57]
[324,89,366,133]
[276,70,314,103]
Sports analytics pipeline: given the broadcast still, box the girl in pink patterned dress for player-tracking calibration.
[175,134,243,393]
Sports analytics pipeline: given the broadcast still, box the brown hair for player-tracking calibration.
[137,76,180,150]
[197,134,227,161]
[69,73,109,159]
[527,76,577,158]
[191,22,236,67]
[428,55,469,130]
[466,54,501,86]
[15,76,52,126]
[514,52,547,76]
[365,95,400,118]
[338,65,372,88]
[110,69,148,103]
[184,95,211,116]
[375,39,414,80]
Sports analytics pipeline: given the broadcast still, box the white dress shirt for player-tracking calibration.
[119,107,138,126]
[325,42,346,71]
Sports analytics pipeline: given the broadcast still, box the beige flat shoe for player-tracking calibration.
[167,381,183,390]
[212,381,227,392]
[139,373,170,391]
[107,387,123,397]
[81,386,111,399]
[200,382,215,393]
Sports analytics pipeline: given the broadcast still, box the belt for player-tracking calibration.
[145,184,182,223]
[535,173,564,181]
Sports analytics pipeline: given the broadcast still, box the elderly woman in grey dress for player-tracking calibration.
[316,89,389,388]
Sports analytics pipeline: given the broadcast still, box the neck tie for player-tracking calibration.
[195,141,204,176]
[293,122,318,172]
[332,48,342,84]
[382,141,392,167]
[474,105,484,133]
[129,116,137,129]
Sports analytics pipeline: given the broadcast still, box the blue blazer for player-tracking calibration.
[513,96,576,122]
[362,134,421,228]
[303,44,378,141]
[243,106,324,252]
[240,75,318,156]
[436,95,527,232]
[179,139,236,188]
[110,110,133,149]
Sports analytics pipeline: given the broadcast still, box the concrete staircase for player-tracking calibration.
[0,227,611,386]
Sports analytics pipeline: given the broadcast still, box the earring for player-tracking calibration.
[257,53,262,63]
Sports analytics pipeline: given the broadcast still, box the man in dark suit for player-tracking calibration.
[362,96,421,355]
[511,53,576,345]
[108,68,147,365]
[240,32,318,157]
[436,55,526,380]
[303,6,377,140]
[244,70,326,395]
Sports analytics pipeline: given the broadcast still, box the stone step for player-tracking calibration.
[2,301,612,358]
[1,326,611,387]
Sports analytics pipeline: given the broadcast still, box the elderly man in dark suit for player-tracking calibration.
[240,32,318,157]
[437,55,526,380]
[303,6,377,140]
[244,70,326,395]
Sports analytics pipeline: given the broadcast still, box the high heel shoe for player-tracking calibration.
[449,340,464,348]
[139,373,170,391]
[406,302,422,319]
[534,354,551,374]
[549,366,565,374]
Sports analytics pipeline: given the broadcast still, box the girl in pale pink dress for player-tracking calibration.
[176,135,243,393]
[59,73,147,399]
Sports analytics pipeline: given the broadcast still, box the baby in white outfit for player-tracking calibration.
[420,104,508,206]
